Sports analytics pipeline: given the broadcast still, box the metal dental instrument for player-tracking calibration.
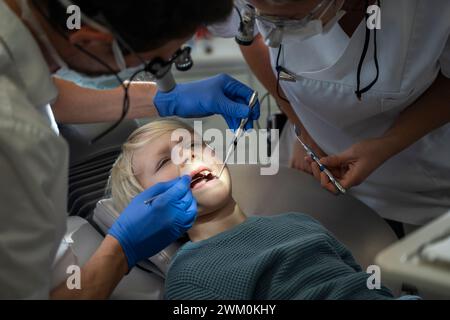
[144,195,158,205]
[293,125,347,195]
[145,92,258,204]
[218,91,259,178]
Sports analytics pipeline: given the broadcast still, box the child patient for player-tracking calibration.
[109,119,395,300]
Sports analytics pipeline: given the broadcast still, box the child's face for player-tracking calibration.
[133,132,232,216]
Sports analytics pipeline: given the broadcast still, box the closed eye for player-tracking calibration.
[156,157,170,171]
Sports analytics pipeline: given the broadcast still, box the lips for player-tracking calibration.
[190,167,217,189]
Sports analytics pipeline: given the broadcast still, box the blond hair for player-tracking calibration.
[108,118,194,213]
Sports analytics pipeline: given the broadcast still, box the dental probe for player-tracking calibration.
[144,195,158,205]
[293,125,346,195]
[218,91,259,178]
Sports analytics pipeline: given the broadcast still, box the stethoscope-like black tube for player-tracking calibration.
[355,0,381,100]
[275,44,291,105]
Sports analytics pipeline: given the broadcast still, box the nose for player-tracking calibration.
[178,149,198,170]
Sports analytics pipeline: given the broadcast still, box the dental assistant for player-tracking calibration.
[0,0,258,299]
[212,0,450,227]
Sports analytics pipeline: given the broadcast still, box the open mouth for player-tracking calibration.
[190,168,217,189]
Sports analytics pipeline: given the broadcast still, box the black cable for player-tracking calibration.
[275,44,291,105]
[355,0,381,100]
[359,0,380,95]
[265,93,273,130]
[355,0,371,100]
[355,24,379,98]
[234,5,243,22]
[67,42,144,144]
[68,43,138,143]
[258,92,271,129]
[90,67,147,144]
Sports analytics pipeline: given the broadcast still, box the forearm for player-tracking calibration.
[239,34,302,128]
[51,236,128,300]
[381,73,450,159]
[52,77,159,124]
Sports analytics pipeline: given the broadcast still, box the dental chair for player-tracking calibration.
[59,122,400,299]
[64,169,400,299]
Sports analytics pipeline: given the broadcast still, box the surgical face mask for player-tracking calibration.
[256,0,346,47]
[55,64,147,89]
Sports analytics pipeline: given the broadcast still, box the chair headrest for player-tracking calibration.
[92,198,120,234]
[93,198,182,278]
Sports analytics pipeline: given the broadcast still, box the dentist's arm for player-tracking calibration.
[51,176,196,300]
[50,236,128,300]
[52,77,158,123]
[52,74,259,130]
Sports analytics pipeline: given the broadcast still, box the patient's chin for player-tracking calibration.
[193,181,232,216]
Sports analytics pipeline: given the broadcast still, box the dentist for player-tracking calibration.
[212,0,450,229]
[0,0,258,299]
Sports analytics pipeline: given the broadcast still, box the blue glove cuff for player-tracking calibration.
[154,91,176,117]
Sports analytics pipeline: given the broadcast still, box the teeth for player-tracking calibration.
[193,170,211,178]
[191,169,215,188]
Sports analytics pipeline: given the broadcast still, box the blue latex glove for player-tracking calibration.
[108,176,197,270]
[154,73,260,130]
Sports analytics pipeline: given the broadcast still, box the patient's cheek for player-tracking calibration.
[160,169,180,183]
[141,165,180,189]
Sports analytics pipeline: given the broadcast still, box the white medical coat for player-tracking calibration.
[0,1,68,298]
[211,0,450,225]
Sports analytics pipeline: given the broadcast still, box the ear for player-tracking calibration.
[68,26,114,46]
